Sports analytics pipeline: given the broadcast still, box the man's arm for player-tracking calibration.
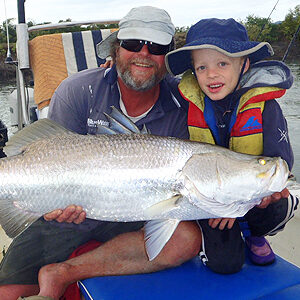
[48,77,88,134]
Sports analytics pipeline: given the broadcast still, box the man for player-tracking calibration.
[0,6,202,300]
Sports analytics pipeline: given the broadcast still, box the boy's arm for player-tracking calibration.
[257,100,293,208]
[262,100,294,170]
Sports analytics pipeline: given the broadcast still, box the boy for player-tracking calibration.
[165,18,298,273]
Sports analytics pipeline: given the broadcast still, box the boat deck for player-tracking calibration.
[79,254,300,300]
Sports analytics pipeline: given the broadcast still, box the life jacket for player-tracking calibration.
[178,70,286,155]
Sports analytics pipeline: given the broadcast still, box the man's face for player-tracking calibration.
[192,48,248,101]
[115,43,167,91]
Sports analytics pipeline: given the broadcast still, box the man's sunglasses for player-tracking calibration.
[120,39,174,56]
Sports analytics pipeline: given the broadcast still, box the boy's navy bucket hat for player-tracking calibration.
[166,18,274,75]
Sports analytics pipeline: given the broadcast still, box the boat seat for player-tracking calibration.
[28,29,116,111]
[78,255,300,300]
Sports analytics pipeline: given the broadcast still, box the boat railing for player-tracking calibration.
[13,0,119,130]
[27,20,120,32]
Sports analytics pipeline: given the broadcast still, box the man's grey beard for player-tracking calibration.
[116,66,166,92]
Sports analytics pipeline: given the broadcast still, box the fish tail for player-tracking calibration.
[0,198,39,239]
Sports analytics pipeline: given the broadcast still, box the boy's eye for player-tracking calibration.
[219,62,227,67]
[197,66,206,71]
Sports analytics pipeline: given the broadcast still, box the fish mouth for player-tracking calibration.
[268,158,289,192]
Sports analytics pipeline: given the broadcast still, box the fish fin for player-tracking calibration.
[4,119,74,157]
[141,124,150,134]
[97,106,150,135]
[144,219,180,261]
[95,125,117,135]
[109,106,141,133]
[287,176,300,198]
[0,200,40,238]
[103,112,136,134]
[145,194,182,218]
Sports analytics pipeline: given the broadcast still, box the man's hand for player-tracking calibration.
[208,218,236,230]
[100,59,113,68]
[44,205,86,224]
[257,188,290,209]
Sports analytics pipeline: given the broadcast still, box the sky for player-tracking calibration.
[1,0,299,28]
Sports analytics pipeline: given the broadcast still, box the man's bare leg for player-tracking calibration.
[0,284,39,300]
[38,221,201,300]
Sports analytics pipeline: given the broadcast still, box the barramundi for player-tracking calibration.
[0,111,290,260]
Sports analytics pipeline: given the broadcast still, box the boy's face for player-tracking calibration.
[192,48,248,101]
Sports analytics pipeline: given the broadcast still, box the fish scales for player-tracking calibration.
[0,134,195,220]
[0,118,290,260]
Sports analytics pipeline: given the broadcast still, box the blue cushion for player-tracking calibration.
[79,255,300,300]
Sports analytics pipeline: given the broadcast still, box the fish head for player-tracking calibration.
[213,154,290,201]
[254,156,289,194]
[181,151,289,217]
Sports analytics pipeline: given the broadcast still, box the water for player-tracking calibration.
[0,82,16,137]
[3,67,300,180]
[0,83,14,124]
[280,64,300,181]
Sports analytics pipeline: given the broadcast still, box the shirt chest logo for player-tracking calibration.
[87,118,109,128]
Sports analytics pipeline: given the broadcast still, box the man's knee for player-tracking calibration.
[0,284,39,300]
[160,221,202,267]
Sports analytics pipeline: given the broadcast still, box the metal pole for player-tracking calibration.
[16,68,24,130]
[282,23,300,62]
[17,0,26,24]
[16,0,30,127]
[3,0,13,62]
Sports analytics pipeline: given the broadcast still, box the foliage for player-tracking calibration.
[242,15,281,42]
[280,5,300,40]
[1,18,17,43]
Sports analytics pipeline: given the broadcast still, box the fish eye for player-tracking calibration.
[258,158,267,166]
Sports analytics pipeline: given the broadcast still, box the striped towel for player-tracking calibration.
[29,29,116,109]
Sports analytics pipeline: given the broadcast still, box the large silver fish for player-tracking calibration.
[0,111,289,260]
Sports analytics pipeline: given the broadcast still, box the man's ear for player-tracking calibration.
[243,58,250,74]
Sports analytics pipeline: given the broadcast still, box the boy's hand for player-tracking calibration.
[208,218,236,230]
[257,188,290,209]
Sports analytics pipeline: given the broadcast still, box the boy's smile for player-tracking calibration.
[207,82,224,94]
[192,49,249,101]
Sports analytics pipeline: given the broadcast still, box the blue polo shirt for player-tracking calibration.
[48,65,189,139]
